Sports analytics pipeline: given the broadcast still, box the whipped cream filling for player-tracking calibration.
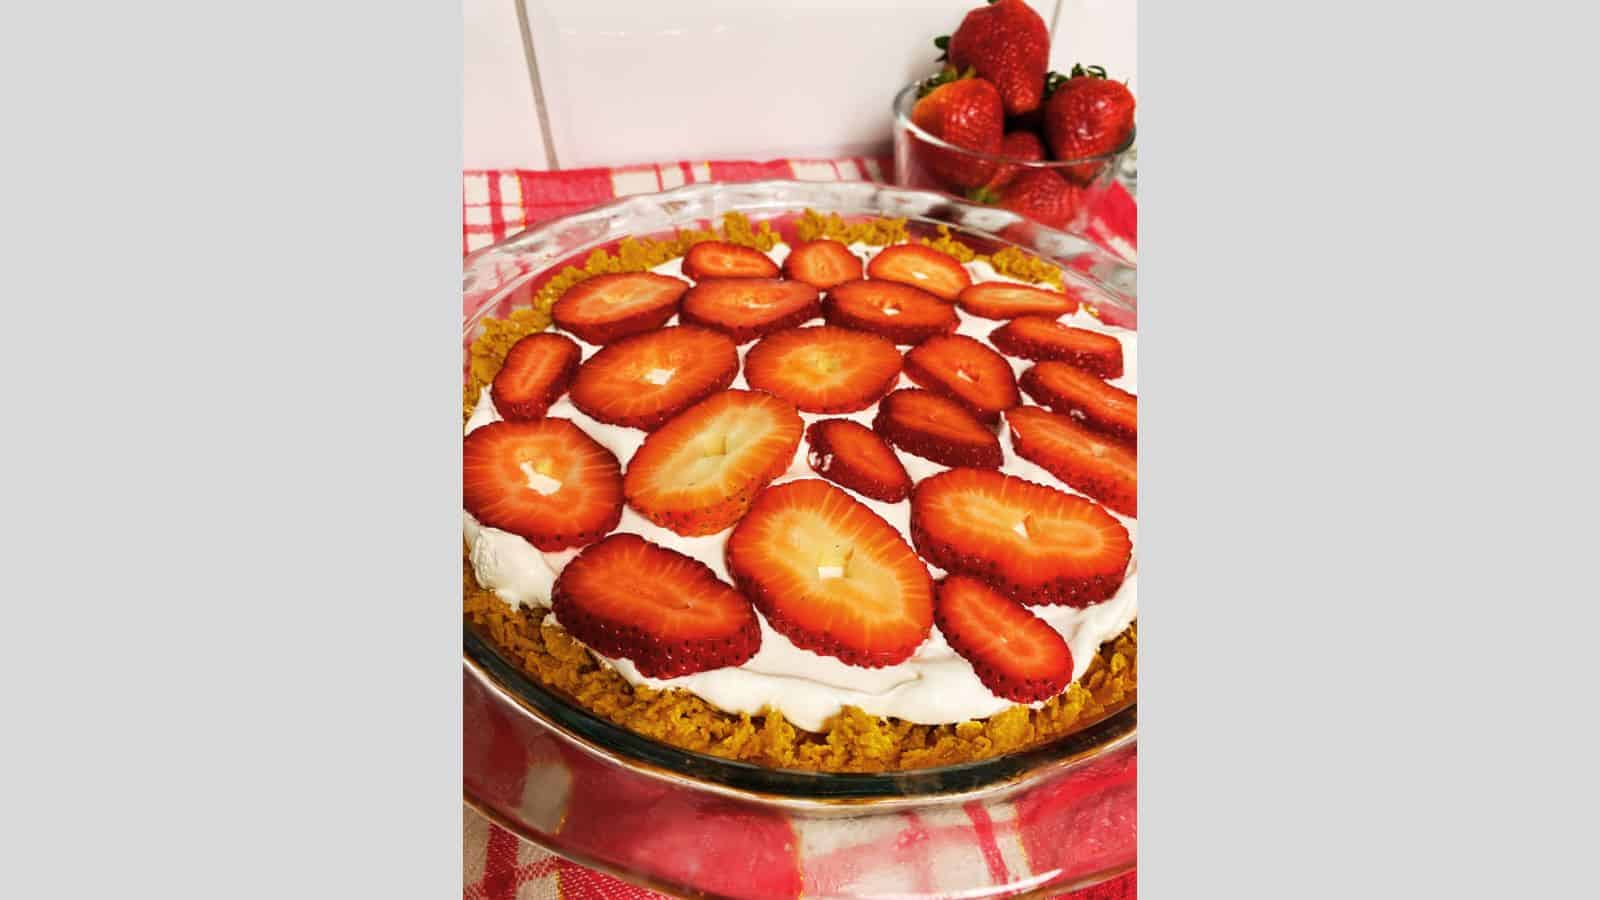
[463,242,1138,731]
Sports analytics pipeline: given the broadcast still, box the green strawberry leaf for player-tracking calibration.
[968,185,1003,205]
[1043,70,1069,98]
[933,34,949,62]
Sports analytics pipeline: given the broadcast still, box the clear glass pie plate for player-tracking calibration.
[462,180,1137,899]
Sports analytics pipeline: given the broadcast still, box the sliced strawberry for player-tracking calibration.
[936,574,1072,703]
[873,388,1002,469]
[956,282,1079,320]
[624,390,803,536]
[568,326,738,430]
[910,468,1130,607]
[463,419,623,551]
[1020,362,1137,445]
[806,419,912,503]
[679,278,821,344]
[1005,406,1137,516]
[866,244,972,301]
[822,279,959,345]
[682,241,780,281]
[744,326,901,413]
[781,240,863,290]
[903,334,1020,424]
[726,479,933,667]
[552,533,760,678]
[490,332,581,421]
[551,272,690,345]
[989,316,1124,378]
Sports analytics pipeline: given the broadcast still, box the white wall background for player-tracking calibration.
[465,0,1135,171]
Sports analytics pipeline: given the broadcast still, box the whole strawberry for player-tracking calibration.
[974,130,1047,199]
[939,0,1050,117]
[999,168,1083,230]
[910,68,1004,191]
[1043,64,1136,183]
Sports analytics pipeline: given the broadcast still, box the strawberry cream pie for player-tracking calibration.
[463,212,1137,772]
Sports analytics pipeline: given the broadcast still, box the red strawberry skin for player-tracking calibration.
[981,130,1048,195]
[806,418,913,503]
[744,326,902,414]
[726,479,934,667]
[936,574,1073,703]
[902,333,1021,424]
[490,332,580,421]
[680,279,822,344]
[873,388,1003,469]
[552,533,761,678]
[990,316,1124,378]
[910,76,1005,190]
[947,0,1051,117]
[1005,405,1137,517]
[568,326,739,430]
[781,240,863,290]
[682,241,780,281]
[1043,69,1136,182]
[866,244,973,302]
[910,467,1131,607]
[1020,361,1138,445]
[1000,168,1084,230]
[551,272,689,345]
[823,280,959,345]
[463,419,623,551]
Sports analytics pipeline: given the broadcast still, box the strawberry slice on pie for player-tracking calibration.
[743,326,902,413]
[782,239,863,290]
[490,332,581,421]
[903,333,1021,424]
[936,574,1073,703]
[463,419,623,551]
[553,531,764,672]
[726,479,934,667]
[822,280,958,345]
[910,468,1130,606]
[680,278,821,344]
[1020,362,1138,445]
[866,244,972,301]
[569,326,739,430]
[873,388,1002,469]
[682,240,781,280]
[624,390,803,536]
[955,282,1079,320]
[551,272,690,345]
[989,316,1124,378]
[1005,406,1137,517]
[805,419,912,503]
[552,533,762,678]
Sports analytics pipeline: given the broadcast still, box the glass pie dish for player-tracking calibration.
[463,180,1137,899]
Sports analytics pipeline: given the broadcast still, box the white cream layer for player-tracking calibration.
[463,243,1138,731]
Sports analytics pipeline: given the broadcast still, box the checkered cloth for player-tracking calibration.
[462,158,1137,899]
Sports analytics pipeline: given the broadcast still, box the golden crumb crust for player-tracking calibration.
[463,210,1135,772]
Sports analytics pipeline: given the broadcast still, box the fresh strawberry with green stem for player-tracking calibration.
[1043,64,1136,184]
[939,0,1051,118]
[910,67,1005,192]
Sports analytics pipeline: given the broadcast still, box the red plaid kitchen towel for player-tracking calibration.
[462,157,1137,259]
[462,157,1137,899]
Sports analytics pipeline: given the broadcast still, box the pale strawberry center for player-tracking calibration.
[955,367,977,384]
[643,367,676,385]
[518,459,563,496]
[880,301,902,317]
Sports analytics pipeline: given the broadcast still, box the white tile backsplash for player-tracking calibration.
[464,0,1136,171]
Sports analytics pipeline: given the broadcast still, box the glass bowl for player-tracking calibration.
[891,82,1135,238]
[463,179,1137,898]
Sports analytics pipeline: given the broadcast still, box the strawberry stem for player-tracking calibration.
[916,65,977,99]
